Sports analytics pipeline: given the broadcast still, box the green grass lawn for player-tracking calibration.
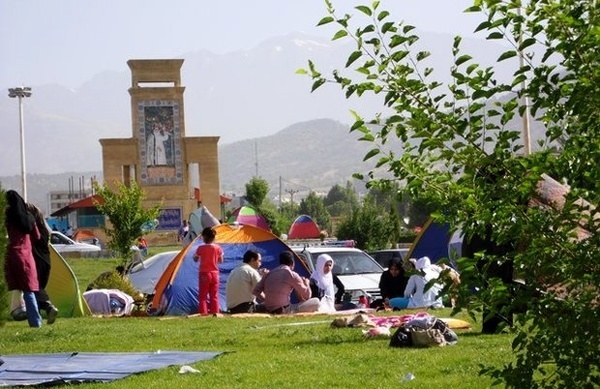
[0,249,515,388]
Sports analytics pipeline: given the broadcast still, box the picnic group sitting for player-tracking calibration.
[221,244,457,316]
[225,250,359,315]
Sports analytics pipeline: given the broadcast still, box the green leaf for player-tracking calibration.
[474,21,491,32]
[311,78,326,92]
[332,30,348,41]
[295,68,307,75]
[337,18,348,28]
[350,120,365,131]
[363,148,380,161]
[472,89,488,100]
[349,109,362,121]
[416,51,430,61]
[345,87,356,98]
[359,134,375,142]
[391,50,409,62]
[381,21,395,33]
[511,74,527,87]
[356,67,371,75]
[453,36,462,49]
[377,10,389,21]
[518,38,537,51]
[464,5,481,12]
[346,51,363,67]
[365,37,380,47]
[390,35,407,48]
[355,5,372,16]
[360,24,375,34]
[486,32,504,39]
[316,16,334,26]
[385,115,403,124]
[403,25,415,33]
[497,50,517,62]
[466,63,479,74]
[455,54,472,66]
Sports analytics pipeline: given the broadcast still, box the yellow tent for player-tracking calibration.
[46,246,91,317]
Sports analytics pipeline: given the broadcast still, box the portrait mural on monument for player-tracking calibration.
[138,100,184,185]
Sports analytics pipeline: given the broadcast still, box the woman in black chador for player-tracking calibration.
[27,203,59,324]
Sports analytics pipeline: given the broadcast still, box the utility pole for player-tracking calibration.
[254,141,259,176]
[286,188,299,207]
[517,6,532,156]
[279,176,282,211]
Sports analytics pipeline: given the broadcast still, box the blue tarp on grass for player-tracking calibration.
[0,351,222,387]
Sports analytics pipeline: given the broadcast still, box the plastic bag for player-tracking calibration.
[317,295,336,313]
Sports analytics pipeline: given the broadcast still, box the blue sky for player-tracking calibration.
[1,0,479,89]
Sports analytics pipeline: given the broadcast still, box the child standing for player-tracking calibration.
[193,227,224,315]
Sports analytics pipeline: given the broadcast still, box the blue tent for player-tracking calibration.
[406,218,459,267]
[151,224,310,315]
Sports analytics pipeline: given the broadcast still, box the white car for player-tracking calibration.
[292,246,383,303]
[50,231,101,253]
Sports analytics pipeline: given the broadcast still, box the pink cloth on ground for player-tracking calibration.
[367,311,433,328]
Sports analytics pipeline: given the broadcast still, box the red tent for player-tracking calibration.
[288,215,320,239]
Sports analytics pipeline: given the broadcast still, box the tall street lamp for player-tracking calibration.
[8,86,32,202]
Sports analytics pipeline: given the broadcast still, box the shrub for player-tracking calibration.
[86,269,139,298]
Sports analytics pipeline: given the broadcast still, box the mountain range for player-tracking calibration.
[0,30,540,212]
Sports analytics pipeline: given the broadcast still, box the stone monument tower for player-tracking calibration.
[100,59,220,238]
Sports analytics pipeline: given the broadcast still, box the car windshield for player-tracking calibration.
[370,249,409,268]
[51,232,72,245]
[310,251,383,275]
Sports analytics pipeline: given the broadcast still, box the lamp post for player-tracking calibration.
[8,86,32,202]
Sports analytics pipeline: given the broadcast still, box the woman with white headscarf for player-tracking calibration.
[389,256,445,310]
[309,254,348,312]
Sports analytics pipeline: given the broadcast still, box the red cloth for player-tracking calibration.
[5,223,40,291]
[194,244,223,272]
[138,237,148,248]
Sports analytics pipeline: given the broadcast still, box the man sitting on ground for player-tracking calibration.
[252,251,320,314]
[226,249,266,314]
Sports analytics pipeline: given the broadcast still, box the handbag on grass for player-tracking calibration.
[389,325,413,348]
[390,317,457,348]
[410,327,446,347]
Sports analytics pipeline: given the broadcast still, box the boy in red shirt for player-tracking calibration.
[193,227,224,315]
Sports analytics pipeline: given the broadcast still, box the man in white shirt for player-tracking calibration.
[226,250,264,313]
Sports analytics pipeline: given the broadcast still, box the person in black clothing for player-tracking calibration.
[27,203,59,324]
[461,161,524,334]
[375,256,409,309]
[462,229,518,334]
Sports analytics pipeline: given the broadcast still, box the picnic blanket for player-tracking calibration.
[330,312,471,330]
